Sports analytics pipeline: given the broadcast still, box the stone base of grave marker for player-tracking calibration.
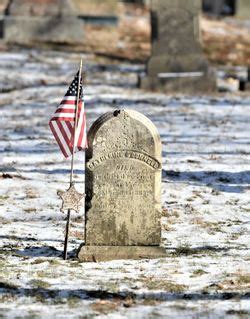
[78,245,167,262]
[4,16,84,45]
[77,109,166,261]
[140,70,216,93]
[4,0,84,45]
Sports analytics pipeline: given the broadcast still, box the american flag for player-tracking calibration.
[49,71,88,158]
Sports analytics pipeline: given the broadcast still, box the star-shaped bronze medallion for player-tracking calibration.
[57,183,85,213]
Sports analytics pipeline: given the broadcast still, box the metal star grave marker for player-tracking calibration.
[57,183,85,213]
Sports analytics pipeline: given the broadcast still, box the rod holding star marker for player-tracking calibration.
[49,58,87,261]
[63,59,83,260]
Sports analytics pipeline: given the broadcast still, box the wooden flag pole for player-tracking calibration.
[63,59,83,260]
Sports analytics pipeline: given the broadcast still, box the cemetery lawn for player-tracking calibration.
[0,49,249,318]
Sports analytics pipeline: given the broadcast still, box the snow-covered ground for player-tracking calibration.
[0,50,249,318]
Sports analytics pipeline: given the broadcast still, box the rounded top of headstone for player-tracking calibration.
[87,109,161,160]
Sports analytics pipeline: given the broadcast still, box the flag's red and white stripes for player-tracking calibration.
[49,96,87,158]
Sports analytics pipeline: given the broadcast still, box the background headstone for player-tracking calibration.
[140,0,216,93]
[4,0,84,45]
[78,109,166,261]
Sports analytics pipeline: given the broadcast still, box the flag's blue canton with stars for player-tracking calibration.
[66,71,83,97]
[49,71,88,158]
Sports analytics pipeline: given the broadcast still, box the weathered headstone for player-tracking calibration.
[139,0,216,93]
[78,109,166,261]
[4,0,84,45]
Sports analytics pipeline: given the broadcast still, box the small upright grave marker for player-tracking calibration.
[78,109,166,261]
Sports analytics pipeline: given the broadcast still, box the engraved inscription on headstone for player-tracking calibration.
[78,109,166,261]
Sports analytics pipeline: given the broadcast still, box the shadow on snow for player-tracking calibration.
[163,170,250,193]
[0,283,249,302]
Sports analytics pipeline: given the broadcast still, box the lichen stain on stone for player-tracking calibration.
[130,210,134,224]
[117,222,129,245]
[101,216,117,244]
